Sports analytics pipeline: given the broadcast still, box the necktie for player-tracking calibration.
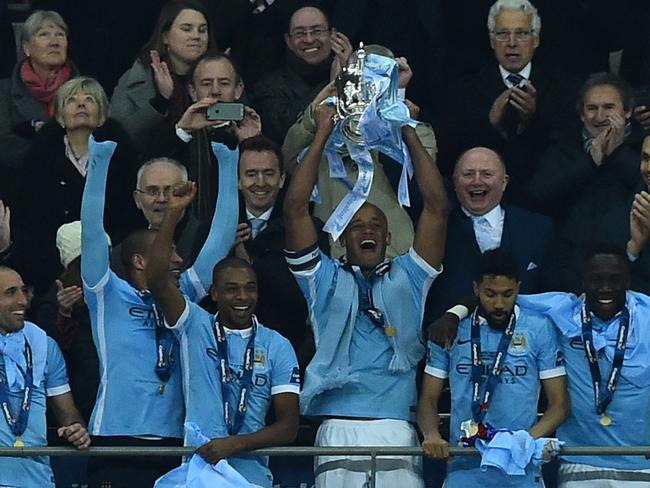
[506,74,525,88]
[249,218,265,239]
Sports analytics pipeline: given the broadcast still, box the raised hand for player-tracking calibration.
[56,280,83,317]
[628,191,650,257]
[329,29,353,80]
[150,50,174,100]
[509,80,537,124]
[396,57,413,89]
[489,89,513,137]
[0,200,10,253]
[167,181,197,211]
[233,107,262,143]
[313,104,336,136]
[177,98,225,133]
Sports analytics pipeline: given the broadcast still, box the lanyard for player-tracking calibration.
[212,315,257,436]
[0,342,33,438]
[580,304,629,415]
[470,309,516,424]
[137,290,177,384]
[346,261,391,327]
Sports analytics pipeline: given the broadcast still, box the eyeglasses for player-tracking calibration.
[492,30,534,42]
[289,27,330,40]
[134,186,173,198]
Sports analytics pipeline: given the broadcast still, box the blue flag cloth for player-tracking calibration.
[307,53,416,240]
[517,291,650,388]
[154,423,252,488]
[476,430,562,476]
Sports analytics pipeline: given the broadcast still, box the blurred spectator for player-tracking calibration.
[424,147,553,322]
[527,72,643,292]
[0,200,10,265]
[110,157,209,279]
[0,10,78,207]
[145,51,262,223]
[283,62,435,259]
[110,0,215,156]
[0,265,90,487]
[251,4,350,144]
[13,77,138,296]
[323,0,445,125]
[32,222,100,423]
[232,135,329,371]
[441,0,579,206]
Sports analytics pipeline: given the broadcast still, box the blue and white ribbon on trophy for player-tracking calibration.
[304,53,417,241]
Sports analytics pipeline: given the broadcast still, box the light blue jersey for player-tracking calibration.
[288,246,439,420]
[0,325,69,488]
[80,138,239,437]
[556,313,650,470]
[170,300,300,488]
[426,308,565,487]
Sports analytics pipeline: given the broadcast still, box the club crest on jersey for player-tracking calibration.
[254,350,266,366]
[509,333,527,354]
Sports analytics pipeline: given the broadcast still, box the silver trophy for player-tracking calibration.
[334,42,376,144]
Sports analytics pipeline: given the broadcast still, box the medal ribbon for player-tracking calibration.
[470,309,517,424]
[212,315,257,436]
[345,261,391,327]
[580,304,629,415]
[137,290,177,384]
[0,342,33,438]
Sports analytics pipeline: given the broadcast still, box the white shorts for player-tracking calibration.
[558,462,650,487]
[314,418,424,488]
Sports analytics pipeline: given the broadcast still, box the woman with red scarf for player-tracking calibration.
[0,10,77,206]
[110,0,216,157]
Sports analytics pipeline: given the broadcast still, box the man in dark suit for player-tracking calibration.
[424,146,553,322]
[233,134,328,370]
[441,0,578,206]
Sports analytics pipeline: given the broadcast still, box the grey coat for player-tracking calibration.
[110,60,165,156]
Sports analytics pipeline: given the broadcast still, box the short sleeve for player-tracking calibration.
[45,337,70,397]
[424,340,450,379]
[536,320,567,380]
[393,248,442,308]
[269,335,300,396]
[285,245,338,318]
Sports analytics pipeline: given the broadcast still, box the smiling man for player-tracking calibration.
[0,266,90,488]
[283,104,447,487]
[528,72,644,292]
[233,135,329,368]
[251,4,351,144]
[423,146,553,321]
[145,183,300,488]
[80,136,238,487]
[434,242,650,487]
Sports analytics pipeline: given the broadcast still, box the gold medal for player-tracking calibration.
[384,325,396,337]
[13,437,24,447]
[158,383,165,395]
[468,423,479,436]
[600,414,612,426]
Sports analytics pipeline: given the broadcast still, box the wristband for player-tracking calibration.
[446,304,469,321]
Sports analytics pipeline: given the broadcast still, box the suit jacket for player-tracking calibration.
[423,204,554,323]
[441,61,579,206]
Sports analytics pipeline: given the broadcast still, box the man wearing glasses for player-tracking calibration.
[251,5,352,144]
[443,0,579,207]
[110,157,207,278]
